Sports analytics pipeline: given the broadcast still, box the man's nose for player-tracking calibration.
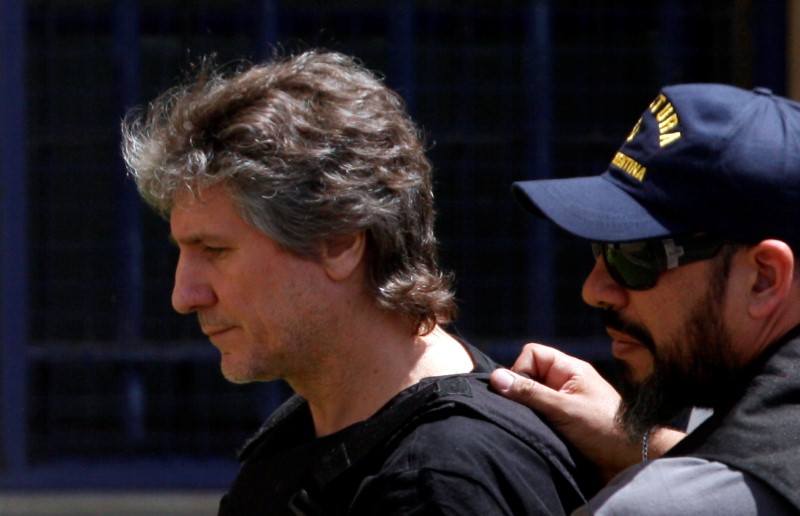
[171,254,216,314]
[581,257,629,310]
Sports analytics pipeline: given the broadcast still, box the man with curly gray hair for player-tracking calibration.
[122,49,593,515]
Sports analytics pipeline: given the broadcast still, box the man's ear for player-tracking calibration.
[321,232,366,281]
[746,240,795,318]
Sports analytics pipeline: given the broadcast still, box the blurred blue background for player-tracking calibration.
[0,0,792,493]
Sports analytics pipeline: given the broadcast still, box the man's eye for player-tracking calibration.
[204,246,228,256]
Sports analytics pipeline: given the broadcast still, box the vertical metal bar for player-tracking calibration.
[752,0,786,94]
[113,0,146,445]
[253,0,279,62]
[656,0,683,86]
[522,0,555,339]
[387,0,416,112]
[790,0,800,100]
[786,0,800,100]
[0,0,29,471]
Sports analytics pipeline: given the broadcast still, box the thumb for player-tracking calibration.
[490,368,562,421]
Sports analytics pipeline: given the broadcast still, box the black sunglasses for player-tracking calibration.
[591,234,735,290]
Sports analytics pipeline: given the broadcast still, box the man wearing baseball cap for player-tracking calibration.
[490,84,800,513]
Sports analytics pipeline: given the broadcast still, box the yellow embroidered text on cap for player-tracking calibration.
[611,151,646,181]
[649,93,681,147]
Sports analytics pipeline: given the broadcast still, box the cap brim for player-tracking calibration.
[512,174,689,242]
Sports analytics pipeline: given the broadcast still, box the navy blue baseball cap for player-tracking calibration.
[512,84,800,244]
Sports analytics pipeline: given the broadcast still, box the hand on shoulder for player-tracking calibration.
[490,343,683,479]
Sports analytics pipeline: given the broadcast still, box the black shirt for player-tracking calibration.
[218,344,596,515]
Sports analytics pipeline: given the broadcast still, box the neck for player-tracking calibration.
[740,301,800,366]
[293,316,474,437]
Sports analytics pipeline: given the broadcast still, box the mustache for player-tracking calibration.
[600,309,655,353]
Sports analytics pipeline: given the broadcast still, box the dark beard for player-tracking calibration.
[602,276,739,442]
[614,357,695,442]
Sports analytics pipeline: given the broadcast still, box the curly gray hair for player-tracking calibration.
[121,49,456,334]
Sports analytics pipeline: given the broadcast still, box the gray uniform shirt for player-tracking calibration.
[573,457,795,515]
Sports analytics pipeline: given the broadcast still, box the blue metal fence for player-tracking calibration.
[0,0,787,489]
[1,0,30,477]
